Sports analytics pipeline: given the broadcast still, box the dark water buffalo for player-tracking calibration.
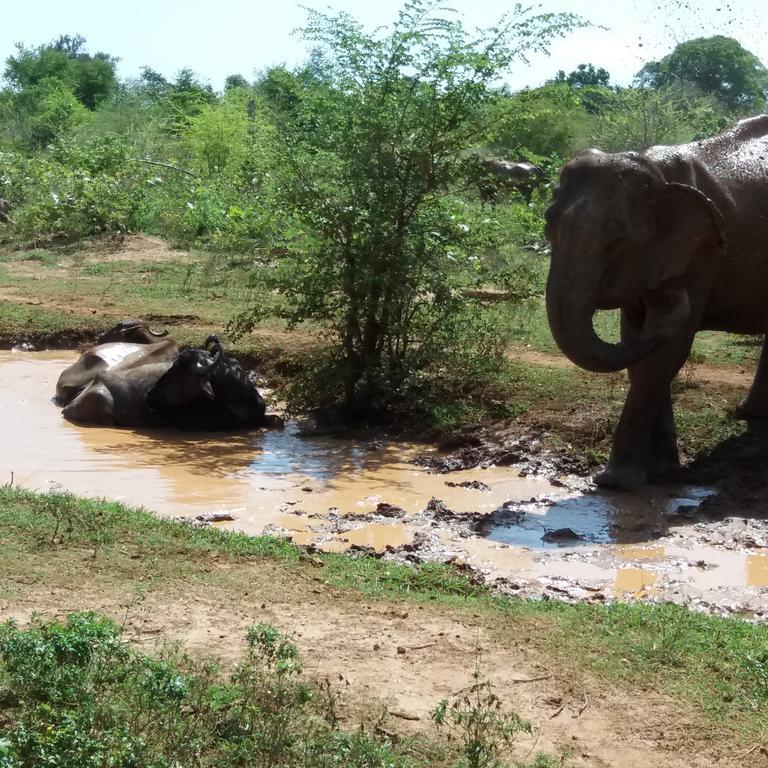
[146,336,268,430]
[479,159,547,203]
[55,320,176,406]
[96,318,169,345]
[0,198,12,224]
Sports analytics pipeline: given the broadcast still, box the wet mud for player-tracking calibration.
[2,351,768,621]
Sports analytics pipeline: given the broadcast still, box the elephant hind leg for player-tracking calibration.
[736,335,768,419]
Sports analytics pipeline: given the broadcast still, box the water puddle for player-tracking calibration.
[484,486,714,548]
[614,568,658,597]
[2,351,766,618]
[747,554,768,587]
[0,351,554,537]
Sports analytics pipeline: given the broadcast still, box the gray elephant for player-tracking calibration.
[479,159,546,203]
[544,115,768,489]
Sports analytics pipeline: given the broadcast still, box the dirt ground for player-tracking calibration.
[1,557,757,768]
[2,234,767,765]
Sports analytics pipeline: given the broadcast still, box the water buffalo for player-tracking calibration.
[146,336,269,430]
[62,335,273,430]
[479,158,547,204]
[95,318,169,345]
[55,320,176,406]
[0,198,12,225]
[62,358,176,427]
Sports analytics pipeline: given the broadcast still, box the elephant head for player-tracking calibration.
[544,150,726,373]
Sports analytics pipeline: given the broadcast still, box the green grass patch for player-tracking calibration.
[0,612,438,767]
[0,301,95,337]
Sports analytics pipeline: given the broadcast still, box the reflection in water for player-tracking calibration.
[485,487,714,549]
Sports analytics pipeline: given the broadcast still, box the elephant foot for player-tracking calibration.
[594,464,648,490]
[647,457,681,483]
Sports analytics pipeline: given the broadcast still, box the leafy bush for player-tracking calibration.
[1,136,151,240]
[0,613,413,768]
[233,1,581,414]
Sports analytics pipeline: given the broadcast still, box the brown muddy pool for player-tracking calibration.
[2,351,767,618]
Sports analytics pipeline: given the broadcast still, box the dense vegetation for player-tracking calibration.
[0,2,765,420]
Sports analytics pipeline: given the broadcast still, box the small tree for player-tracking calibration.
[590,85,730,151]
[637,35,768,114]
[239,0,581,412]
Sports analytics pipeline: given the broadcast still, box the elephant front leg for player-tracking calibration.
[595,377,671,489]
[647,388,680,481]
[594,311,691,489]
[736,335,768,419]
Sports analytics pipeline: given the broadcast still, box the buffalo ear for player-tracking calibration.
[201,380,215,399]
[650,182,726,288]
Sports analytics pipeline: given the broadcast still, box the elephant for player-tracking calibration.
[544,114,768,489]
[479,159,546,204]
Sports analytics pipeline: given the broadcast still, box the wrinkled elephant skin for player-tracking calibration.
[545,115,768,489]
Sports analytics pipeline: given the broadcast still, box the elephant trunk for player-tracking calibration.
[546,271,688,374]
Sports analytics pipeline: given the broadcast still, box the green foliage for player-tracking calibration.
[0,613,415,768]
[588,86,730,151]
[235,1,582,412]
[3,135,150,239]
[485,83,590,159]
[2,36,117,149]
[637,35,768,113]
[553,62,611,88]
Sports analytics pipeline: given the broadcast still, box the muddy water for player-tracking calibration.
[0,351,553,542]
[2,351,767,617]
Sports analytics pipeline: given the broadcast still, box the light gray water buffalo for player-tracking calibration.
[55,320,176,405]
[61,340,212,427]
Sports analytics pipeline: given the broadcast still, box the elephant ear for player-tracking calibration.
[649,182,726,288]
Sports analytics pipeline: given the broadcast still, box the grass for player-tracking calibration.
[1,485,767,744]
[0,251,258,329]
[0,612,436,768]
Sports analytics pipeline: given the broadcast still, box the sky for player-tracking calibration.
[1,0,767,91]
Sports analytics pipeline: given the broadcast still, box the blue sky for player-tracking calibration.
[2,1,767,91]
